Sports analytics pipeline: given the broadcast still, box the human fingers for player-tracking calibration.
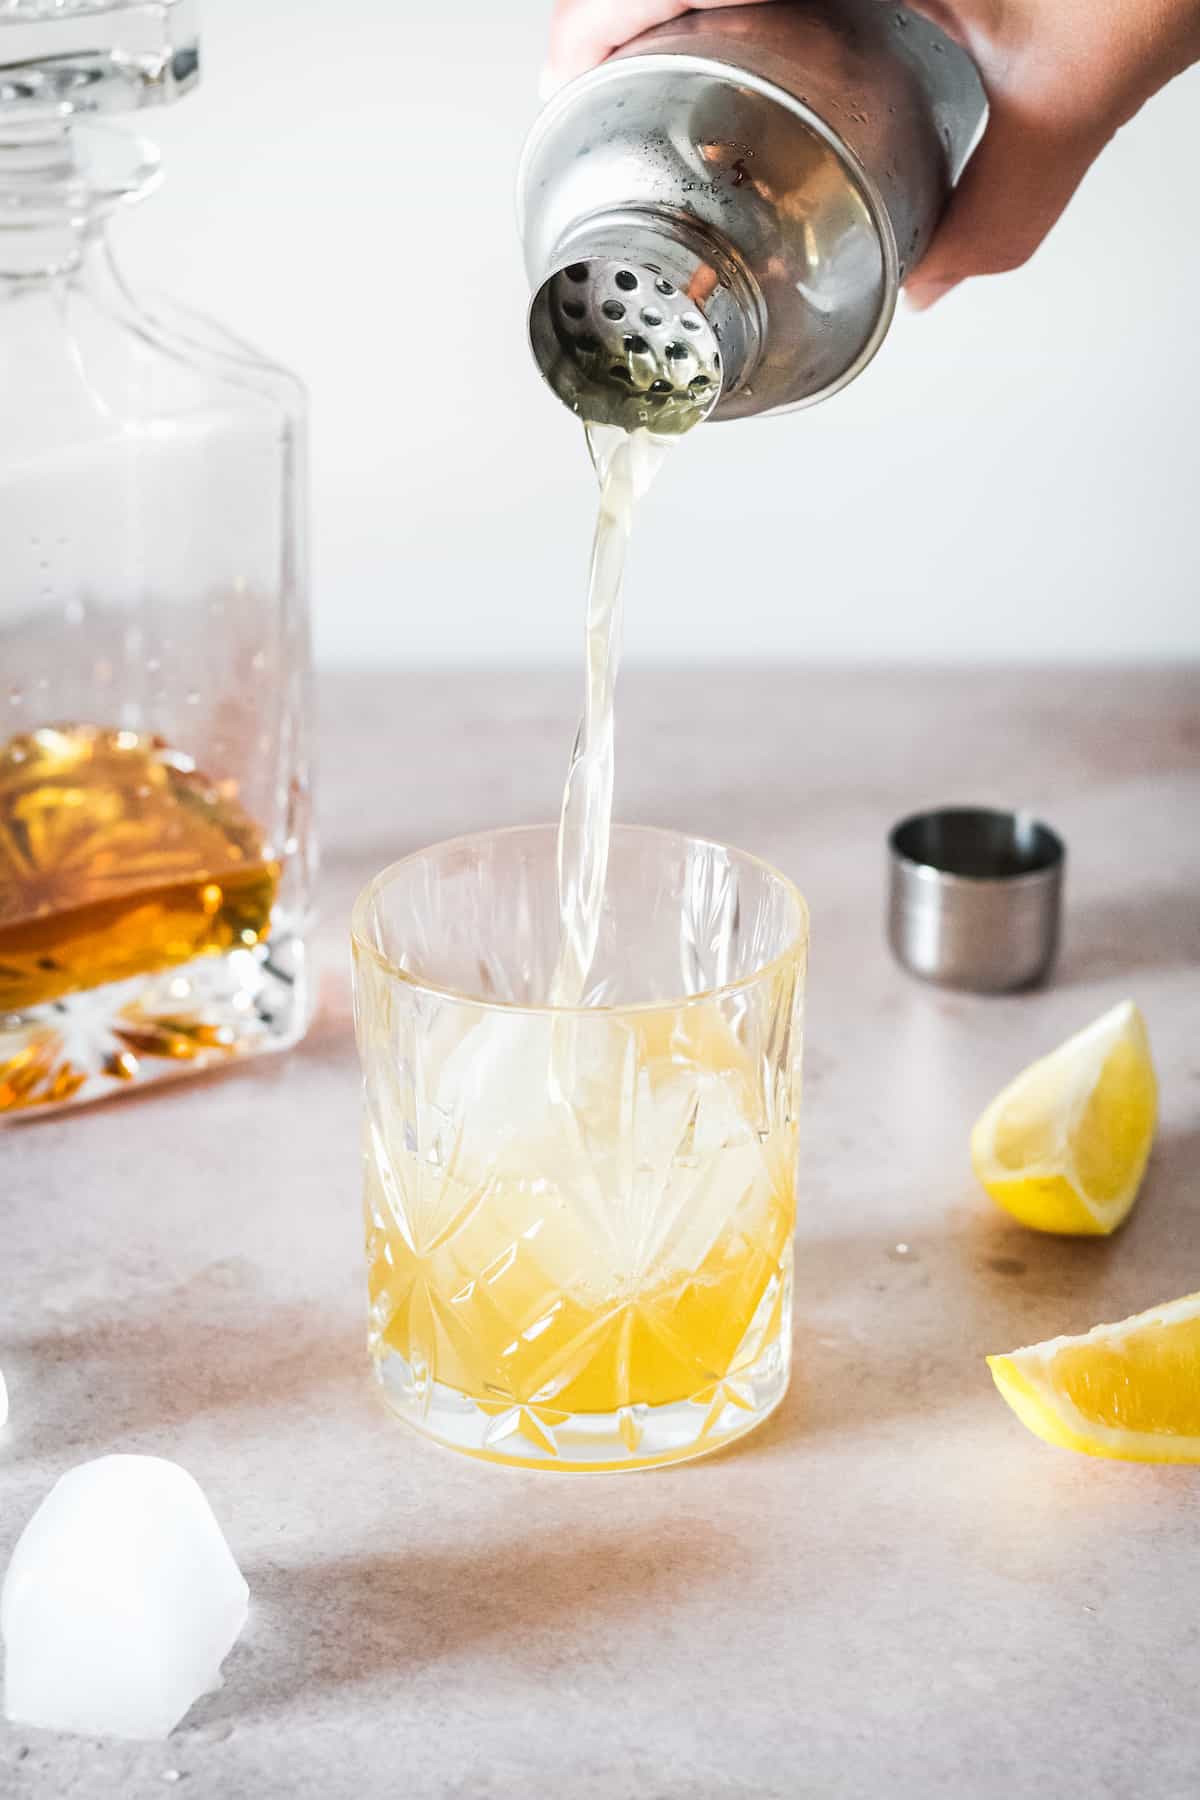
[904,103,1108,307]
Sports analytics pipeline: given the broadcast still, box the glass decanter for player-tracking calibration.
[0,1,314,1117]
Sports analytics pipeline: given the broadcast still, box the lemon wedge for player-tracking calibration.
[989,1295,1200,1461]
[970,1000,1156,1236]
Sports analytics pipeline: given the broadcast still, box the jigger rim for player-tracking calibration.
[888,806,1066,890]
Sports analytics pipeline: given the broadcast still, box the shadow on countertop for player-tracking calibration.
[190,1509,741,1727]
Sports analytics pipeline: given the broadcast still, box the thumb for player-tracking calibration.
[905,104,1107,308]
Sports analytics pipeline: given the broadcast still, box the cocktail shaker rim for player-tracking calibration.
[519,0,986,422]
[518,50,903,411]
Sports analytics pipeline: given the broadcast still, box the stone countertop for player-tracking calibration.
[3,667,1199,1799]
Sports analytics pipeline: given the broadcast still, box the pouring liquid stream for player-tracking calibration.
[549,422,670,1010]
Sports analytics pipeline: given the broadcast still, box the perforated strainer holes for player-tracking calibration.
[534,256,722,432]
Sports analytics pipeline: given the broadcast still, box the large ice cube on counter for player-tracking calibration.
[2,1454,248,1740]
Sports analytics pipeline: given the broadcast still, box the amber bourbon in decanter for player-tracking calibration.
[0,2,313,1115]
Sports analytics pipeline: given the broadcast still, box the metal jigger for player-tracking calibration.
[888,808,1065,993]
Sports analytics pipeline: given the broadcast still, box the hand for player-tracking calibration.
[545,0,1200,306]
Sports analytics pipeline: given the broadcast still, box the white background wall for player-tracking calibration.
[122,0,1200,666]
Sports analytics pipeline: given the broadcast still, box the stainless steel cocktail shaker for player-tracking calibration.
[518,0,986,431]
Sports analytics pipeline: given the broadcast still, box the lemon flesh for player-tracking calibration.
[989,1294,1200,1461]
[970,1000,1157,1235]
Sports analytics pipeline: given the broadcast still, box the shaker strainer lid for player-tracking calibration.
[530,255,723,435]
